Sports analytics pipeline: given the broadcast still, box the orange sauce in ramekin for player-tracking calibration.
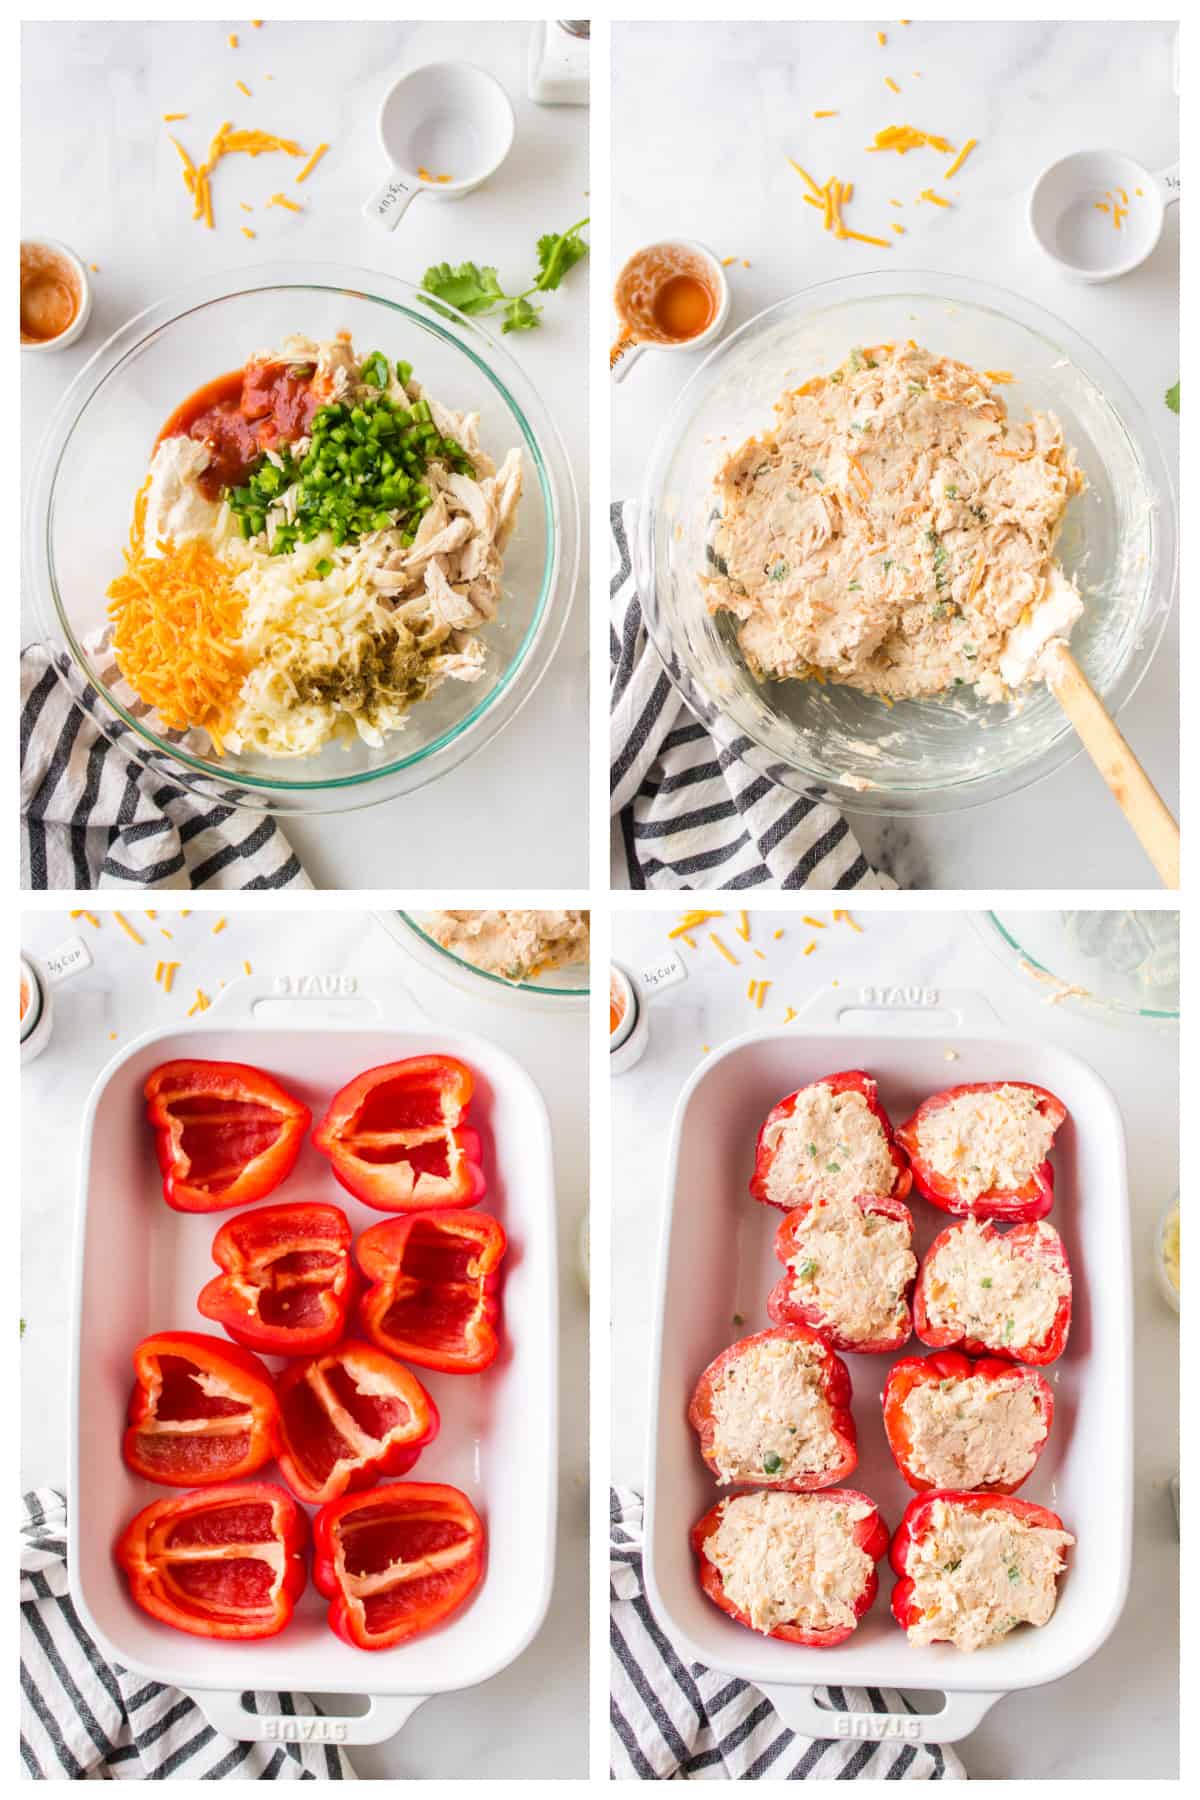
[614,242,720,348]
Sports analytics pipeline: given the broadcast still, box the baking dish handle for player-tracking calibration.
[190,1688,429,1745]
[759,1682,1003,1746]
[193,973,423,1026]
[792,982,1001,1035]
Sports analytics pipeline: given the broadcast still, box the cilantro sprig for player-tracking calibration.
[421,218,589,333]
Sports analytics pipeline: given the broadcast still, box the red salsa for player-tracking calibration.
[157,361,322,499]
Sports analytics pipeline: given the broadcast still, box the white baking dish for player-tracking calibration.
[68,976,557,1746]
[644,987,1131,1745]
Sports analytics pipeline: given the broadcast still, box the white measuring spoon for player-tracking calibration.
[1029,147,1179,282]
[363,61,515,233]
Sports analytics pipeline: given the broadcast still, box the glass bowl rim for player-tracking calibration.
[26,259,578,795]
[971,908,1179,1024]
[392,909,591,1001]
[635,266,1178,816]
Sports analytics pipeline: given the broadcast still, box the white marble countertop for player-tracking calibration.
[20,906,588,1779]
[610,905,1178,1779]
[611,20,1179,890]
[21,19,589,889]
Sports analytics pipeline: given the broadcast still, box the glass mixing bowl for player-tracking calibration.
[376,911,589,1013]
[636,270,1176,814]
[971,908,1179,1029]
[26,262,579,814]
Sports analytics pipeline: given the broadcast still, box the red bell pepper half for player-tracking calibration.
[356,1210,506,1375]
[688,1325,857,1489]
[882,1350,1055,1494]
[313,1481,486,1650]
[691,1488,889,1647]
[144,1059,310,1214]
[889,1489,1073,1645]
[197,1201,357,1357]
[275,1340,440,1506]
[767,1193,916,1354]
[115,1481,307,1640]
[913,1218,1072,1366]
[896,1082,1067,1221]
[749,1070,911,1212]
[312,1057,486,1213]
[123,1331,280,1486]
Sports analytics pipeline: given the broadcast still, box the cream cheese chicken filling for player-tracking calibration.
[706,1335,842,1485]
[914,1085,1058,1204]
[901,1375,1048,1490]
[758,1083,898,1209]
[921,1220,1069,1352]
[425,909,590,984]
[705,1492,875,1636]
[782,1195,916,1345]
[703,342,1086,704]
[901,1499,1074,1651]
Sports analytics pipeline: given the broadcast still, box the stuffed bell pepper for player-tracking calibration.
[115,1481,307,1640]
[896,1082,1067,1222]
[197,1201,357,1357]
[750,1070,911,1213]
[275,1340,439,1506]
[688,1325,856,1490]
[914,1218,1072,1365]
[890,1490,1074,1651]
[767,1192,916,1354]
[691,1489,889,1646]
[883,1351,1055,1494]
[313,1481,485,1650]
[313,1057,486,1212]
[123,1330,280,1486]
[144,1059,310,1214]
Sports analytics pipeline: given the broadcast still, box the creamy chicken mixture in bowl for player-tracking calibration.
[637,271,1174,812]
[378,909,590,1011]
[28,265,578,813]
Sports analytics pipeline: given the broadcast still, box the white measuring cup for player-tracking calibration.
[610,239,731,383]
[364,62,515,233]
[1029,147,1180,282]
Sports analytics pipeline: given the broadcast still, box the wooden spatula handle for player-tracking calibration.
[1044,643,1179,888]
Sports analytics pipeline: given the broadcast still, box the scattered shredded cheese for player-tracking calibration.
[804,940,817,956]
[236,80,252,97]
[160,929,173,940]
[813,109,838,118]
[228,33,238,49]
[885,76,901,93]
[295,143,330,183]
[734,911,751,942]
[212,918,228,935]
[868,124,955,155]
[113,912,144,946]
[168,121,310,230]
[162,112,188,122]
[802,915,825,928]
[188,988,211,1016]
[754,948,767,961]
[943,138,977,179]
[154,960,164,983]
[241,227,256,238]
[833,910,864,931]
[773,929,785,940]
[70,910,99,928]
[919,187,951,207]
[243,960,253,975]
[710,932,740,966]
[877,31,888,46]
[892,223,906,234]
[783,1006,798,1023]
[721,255,738,265]
[753,981,770,1009]
[984,370,1015,384]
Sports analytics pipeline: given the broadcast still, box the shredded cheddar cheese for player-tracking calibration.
[70,910,99,927]
[268,192,303,212]
[710,932,740,966]
[919,187,951,207]
[773,928,785,939]
[295,143,330,183]
[892,223,906,233]
[885,76,901,93]
[868,124,955,155]
[754,981,770,1009]
[106,484,247,751]
[813,109,838,118]
[943,137,977,179]
[169,121,310,229]
[721,255,737,265]
[804,940,817,955]
[783,1006,798,1023]
[734,910,751,942]
[114,912,144,946]
[877,30,888,46]
[162,112,188,122]
[802,915,825,928]
[212,917,228,934]
[241,227,256,238]
[244,960,253,975]
[984,370,1015,384]
[188,989,212,1016]
[833,910,863,931]
[236,80,252,97]
[228,33,238,49]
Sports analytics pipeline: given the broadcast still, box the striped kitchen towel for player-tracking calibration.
[610,503,893,891]
[610,1490,965,1781]
[21,644,311,891]
[21,1489,354,1781]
